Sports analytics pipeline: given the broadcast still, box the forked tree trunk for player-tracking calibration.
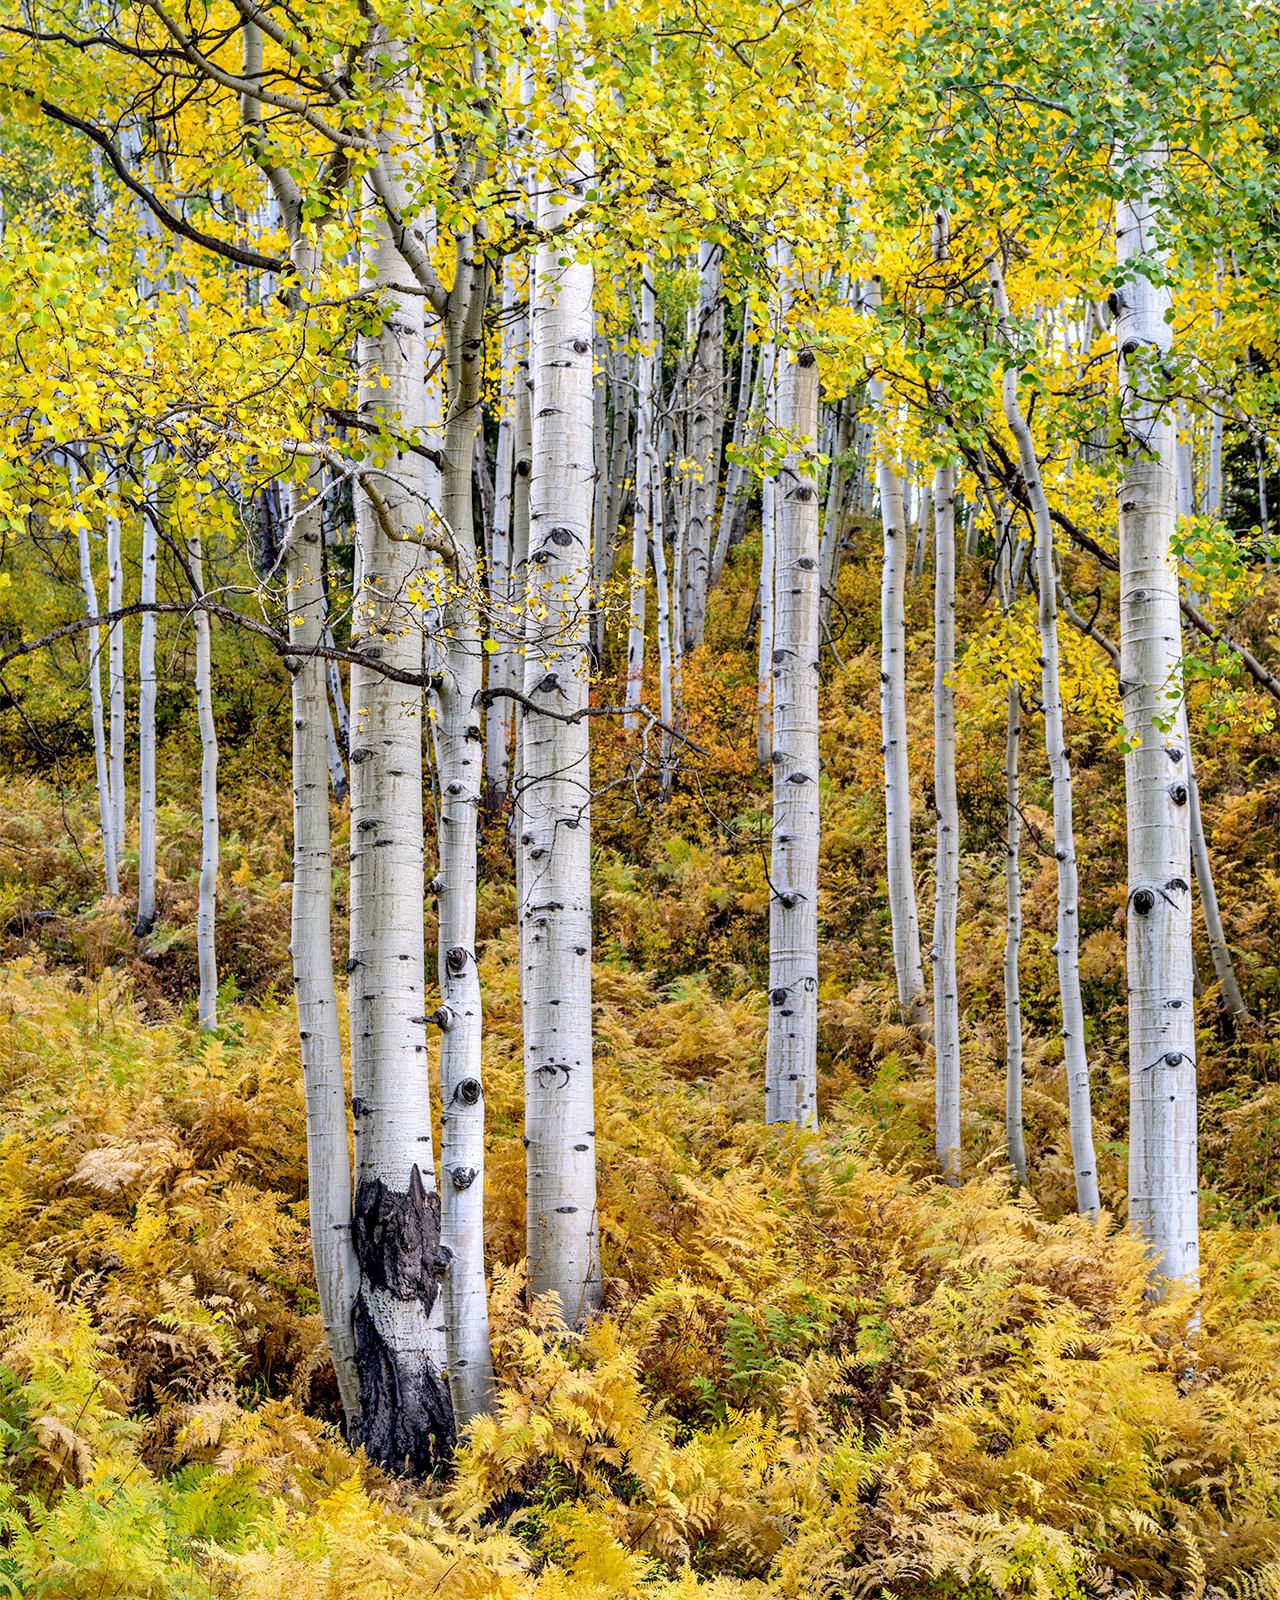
[1116,162,1198,1289]
[931,462,961,1180]
[764,302,821,1130]
[989,254,1100,1218]
[521,19,602,1320]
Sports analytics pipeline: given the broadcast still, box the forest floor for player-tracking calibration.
[2,531,1279,1598]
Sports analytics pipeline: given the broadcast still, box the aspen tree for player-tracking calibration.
[188,526,218,1031]
[521,7,602,1320]
[988,253,1100,1218]
[755,327,778,772]
[684,241,723,649]
[709,298,754,589]
[866,284,927,1029]
[105,495,125,856]
[931,462,961,1180]
[764,252,821,1130]
[995,539,1028,1185]
[1115,156,1198,1287]
[71,458,117,898]
[485,262,519,810]
[135,476,158,936]
[624,266,655,730]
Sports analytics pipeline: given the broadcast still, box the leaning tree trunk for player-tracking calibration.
[346,53,453,1470]
[1116,159,1198,1288]
[135,476,158,935]
[188,528,219,1031]
[989,254,1100,1219]
[931,462,961,1180]
[1184,730,1249,1022]
[764,304,821,1130]
[521,21,602,1320]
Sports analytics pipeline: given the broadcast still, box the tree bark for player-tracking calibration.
[1184,729,1248,1021]
[105,490,126,857]
[931,462,961,1180]
[764,309,821,1130]
[135,475,158,935]
[1116,162,1198,1289]
[484,262,519,812]
[624,268,654,730]
[188,527,219,1030]
[72,459,118,898]
[682,241,722,651]
[709,298,753,590]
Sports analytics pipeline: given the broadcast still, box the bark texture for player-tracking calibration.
[931,463,961,1180]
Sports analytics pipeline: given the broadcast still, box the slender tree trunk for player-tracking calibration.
[324,701,349,803]
[135,476,158,935]
[1116,163,1198,1288]
[819,400,852,627]
[188,528,219,1030]
[434,216,497,1428]
[755,327,778,772]
[651,410,675,794]
[106,493,125,857]
[1004,673,1027,1184]
[682,242,722,652]
[989,254,1100,1218]
[931,463,961,1180]
[521,35,602,1319]
[624,268,654,730]
[764,310,821,1130]
[911,474,931,585]
[72,461,118,897]
[485,262,519,812]
[286,463,361,1430]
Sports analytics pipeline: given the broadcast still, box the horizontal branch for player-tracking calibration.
[1181,594,1280,705]
[475,684,712,756]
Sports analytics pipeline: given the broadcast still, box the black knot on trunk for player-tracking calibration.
[351,1294,454,1477]
[1132,888,1156,916]
[797,350,816,367]
[796,556,816,568]
[770,986,789,1006]
[1168,783,1188,805]
[454,1077,482,1106]
[446,945,469,976]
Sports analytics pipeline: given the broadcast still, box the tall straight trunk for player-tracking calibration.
[683,242,722,650]
[1004,673,1027,1183]
[624,269,654,729]
[106,493,125,856]
[1184,729,1248,1021]
[1205,267,1224,517]
[990,255,1100,1218]
[485,262,519,810]
[709,299,753,589]
[347,58,453,1470]
[591,317,610,667]
[764,312,821,1129]
[819,400,854,627]
[188,529,219,1030]
[911,474,931,585]
[931,463,961,1179]
[651,392,675,793]
[521,31,602,1320]
[135,476,158,935]
[605,356,632,583]
[435,213,496,1428]
[755,326,778,772]
[1116,161,1198,1288]
[324,701,349,804]
[72,461,118,898]
[286,462,361,1429]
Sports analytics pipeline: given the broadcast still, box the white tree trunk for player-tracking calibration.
[1183,729,1248,1022]
[286,465,361,1430]
[188,529,219,1031]
[651,413,675,792]
[755,333,778,773]
[764,315,821,1130]
[1116,166,1198,1289]
[911,474,931,585]
[434,218,496,1429]
[868,334,927,1028]
[72,460,118,898]
[683,241,722,651]
[135,475,158,935]
[106,494,126,856]
[347,76,453,1469]
[931,463,961,1179]
[521,47,602,1319]
[624,269,654,730]
[324,701,348,804]
[1004,674,1027,1184]
[485,262,519,810]
[989,255,1100,1218]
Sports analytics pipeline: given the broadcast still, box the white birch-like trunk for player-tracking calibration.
[683,241,722,651]
[1004,674,1027,1183]
[521,28,602,1319]
[324,703,349,803]
[651,417,675,792]
[931,463,961,1178]
[188,529,219,1030]
[755,332,778,773]
[989,255,1100,1218]
[867,314,927,1027]
[347,65,453,1469]
[106,495,125,856]
[286,464,361,1429]
[135,474,158,935]
[72,461,118,898]
[624,270,654,730]
[1116,165,1198,1288]
[819,400,852,624]
[1183,729,1248,1021]
[911,474,931,585]
[485,263,519,810]
[763,311,821,1129]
